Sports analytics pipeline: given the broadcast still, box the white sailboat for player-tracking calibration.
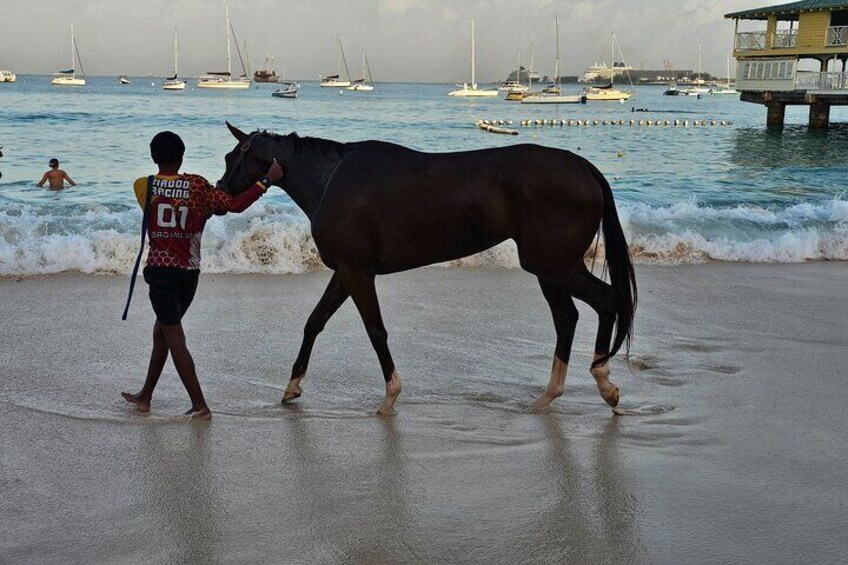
[710,56,739,95]
[162,29,186,91]
[0,70,16,83]
[197,4,251,89]
[320,35,352,87]
[583,31,633,101]
[683,43,710,96]
[52,23,86,87]
[347,50,375,91]
[522,14,583,104]
[448,19,498,97]
[500,49,530,94]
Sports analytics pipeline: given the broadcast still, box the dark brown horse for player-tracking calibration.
[218,123,636,415]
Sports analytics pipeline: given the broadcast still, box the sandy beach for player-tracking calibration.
[1,263,846,564]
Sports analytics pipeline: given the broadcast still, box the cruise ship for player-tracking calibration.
[581,62,635,83]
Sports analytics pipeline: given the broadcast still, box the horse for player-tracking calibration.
[217,123,637,415]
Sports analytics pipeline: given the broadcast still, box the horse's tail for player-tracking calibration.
[588,162,637,369]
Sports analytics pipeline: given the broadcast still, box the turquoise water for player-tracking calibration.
[1,75,846,274]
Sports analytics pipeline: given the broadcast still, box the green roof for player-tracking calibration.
[725,0,848,20]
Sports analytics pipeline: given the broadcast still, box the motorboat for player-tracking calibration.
[272,80,299,98]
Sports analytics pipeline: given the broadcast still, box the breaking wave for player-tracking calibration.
[0,197,846,276]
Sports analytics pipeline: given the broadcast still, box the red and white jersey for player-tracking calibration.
[133,173,264,269]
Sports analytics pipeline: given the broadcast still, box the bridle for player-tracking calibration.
[230,131,261,190]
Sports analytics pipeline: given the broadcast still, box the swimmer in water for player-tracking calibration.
[37,158,76,190]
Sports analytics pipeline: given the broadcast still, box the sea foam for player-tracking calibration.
[0,197,846,276]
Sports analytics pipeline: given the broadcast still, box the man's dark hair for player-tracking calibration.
[150,131,185,165]
[49,158,59,167]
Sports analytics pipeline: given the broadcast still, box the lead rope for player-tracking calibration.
[121,175,153,320]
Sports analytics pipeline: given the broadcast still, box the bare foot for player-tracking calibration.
[183,407,212,421]
[282,377,303,403]
[376,371,402,416]
[121,392,150,413]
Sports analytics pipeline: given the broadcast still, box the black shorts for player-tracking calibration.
[143,266,200,326]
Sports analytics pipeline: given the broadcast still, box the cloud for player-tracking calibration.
[0,0,760,80]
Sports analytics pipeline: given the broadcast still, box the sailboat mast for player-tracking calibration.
[529,42,535,84]
[174,30,179,76]
[336,35,341,77]
[471,19,476,87]
[365,52,373,85]
[555,13,560,89]
[610,31,615,87]
[698,42,703,81]
[226,3,232,77]
[70,23,75,72]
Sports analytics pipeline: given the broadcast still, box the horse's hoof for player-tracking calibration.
[602,385,620,408]
[281,391,301,404]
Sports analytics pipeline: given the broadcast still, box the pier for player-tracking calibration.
[727,1,848,128]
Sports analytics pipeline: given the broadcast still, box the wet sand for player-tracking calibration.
[1,264,846,564]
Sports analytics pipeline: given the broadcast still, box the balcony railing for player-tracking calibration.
[795,71,848,91]
[827,26,848,47]
[772,30,798,48]
[735,31,767,50]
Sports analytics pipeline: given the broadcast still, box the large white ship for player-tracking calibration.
[581,62,634,83]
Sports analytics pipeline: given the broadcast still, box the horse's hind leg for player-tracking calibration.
[534,279,579,410]
[337,268,401,416]
[567,268,620,407]
[284,272,349,403]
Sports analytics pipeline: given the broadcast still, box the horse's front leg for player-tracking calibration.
[337,268,401,416]
[284,272,349,403]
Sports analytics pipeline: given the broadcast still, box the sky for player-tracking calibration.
[0,0,770,81]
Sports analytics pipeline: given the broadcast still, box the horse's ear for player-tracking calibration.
[226,121,247,142]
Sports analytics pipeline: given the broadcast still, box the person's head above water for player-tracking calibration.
[49,158,59,169]
[150,131,185,168]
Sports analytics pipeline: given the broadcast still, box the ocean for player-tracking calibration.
[1,76,846,275]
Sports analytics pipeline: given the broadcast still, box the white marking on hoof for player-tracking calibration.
[533,357,567,410]
[591,354,620,408]
[376,371,402,416]
[282,377,303,404]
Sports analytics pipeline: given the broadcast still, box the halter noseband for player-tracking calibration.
[233,131,261,189]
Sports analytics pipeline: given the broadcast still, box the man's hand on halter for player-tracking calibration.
[264,158,284,185]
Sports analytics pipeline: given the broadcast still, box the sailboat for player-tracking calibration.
[347,50,375,91]
[710,56,739,95]
[522,14,583,104]
[583,31,633,101]
[683,43,710,96]
[500,49,530,95]
[449,19,498,97]
[52,23,86,87]
[320,35,352,87]
[197,4,251,89]
[162,29,186,91]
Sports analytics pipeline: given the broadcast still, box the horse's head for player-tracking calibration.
[217,122,298,195]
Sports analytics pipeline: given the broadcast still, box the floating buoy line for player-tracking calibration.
[475,117,734,134]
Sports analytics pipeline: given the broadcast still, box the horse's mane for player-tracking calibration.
[264,130,343,159]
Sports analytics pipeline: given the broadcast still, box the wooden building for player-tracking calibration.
[726,0,848,127]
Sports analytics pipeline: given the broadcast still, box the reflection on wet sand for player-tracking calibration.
[137,425,221,565]
[511,415,643,562]
[285,407,412,562]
